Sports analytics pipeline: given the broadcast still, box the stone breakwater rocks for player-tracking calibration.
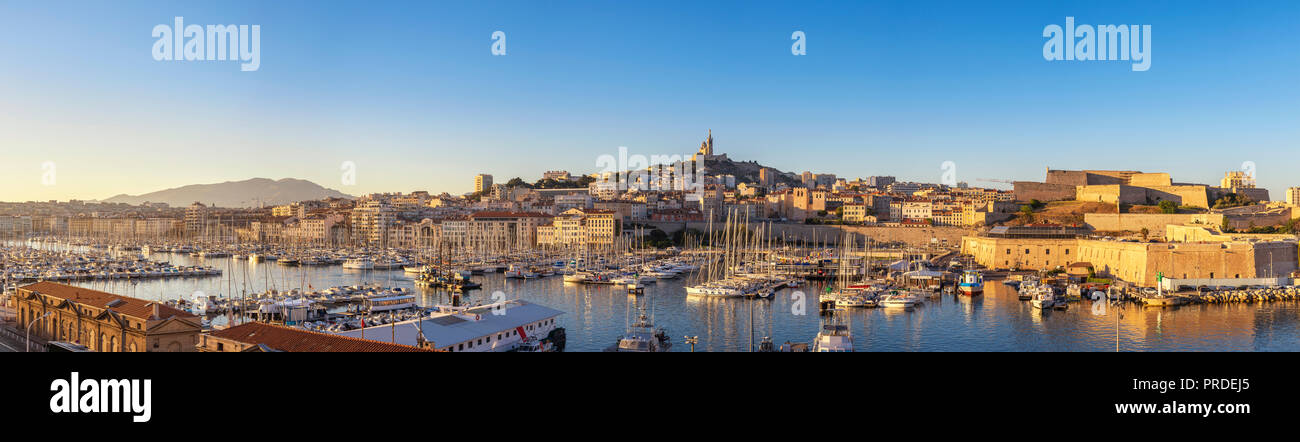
[1185,287,1300,304]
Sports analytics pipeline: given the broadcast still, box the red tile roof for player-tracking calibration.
[19,281,195,320]
[209,322,432,352]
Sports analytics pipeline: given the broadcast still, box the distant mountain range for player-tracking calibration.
[102,178,353,208]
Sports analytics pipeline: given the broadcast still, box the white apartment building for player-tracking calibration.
[350,199,396,245]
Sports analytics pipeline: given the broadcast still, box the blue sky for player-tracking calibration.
[1,0,1297,201]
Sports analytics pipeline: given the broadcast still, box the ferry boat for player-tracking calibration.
[334,300,565,352]
[957,270,983,296]
[363,294,417,312]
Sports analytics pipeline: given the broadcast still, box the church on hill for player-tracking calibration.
[690,129,728,162]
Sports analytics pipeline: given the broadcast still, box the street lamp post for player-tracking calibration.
[27,311,52,352]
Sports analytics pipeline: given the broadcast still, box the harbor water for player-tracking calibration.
[52,249,1300,352]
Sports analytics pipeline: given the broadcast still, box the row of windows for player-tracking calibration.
[1006,248,1070,255]
[445,318,557,352]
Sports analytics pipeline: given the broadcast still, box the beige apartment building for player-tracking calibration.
[466,212,552,249]
[537,208,618,247]
[595,201,648,222]
[841,204,876,223]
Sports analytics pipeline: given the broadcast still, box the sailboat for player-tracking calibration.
[606,291,670,352]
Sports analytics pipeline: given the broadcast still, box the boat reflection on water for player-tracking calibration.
[24,237,1300,352]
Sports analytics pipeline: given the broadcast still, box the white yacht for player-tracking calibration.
[505,263,528,279]
[812,312,854,352]
[343,258,374,270]
[879,291,918,309]
[685,284,743,297]
[834,293,876,308]
[562,271,589,283]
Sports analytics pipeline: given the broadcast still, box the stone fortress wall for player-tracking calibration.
[1015,168,1270,208]
[961,235,1298,287]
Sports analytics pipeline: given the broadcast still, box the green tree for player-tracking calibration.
[1283,218,1300,234]
[1158,200,1178,214]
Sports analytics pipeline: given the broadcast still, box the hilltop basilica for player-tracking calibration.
[690,129,728,162]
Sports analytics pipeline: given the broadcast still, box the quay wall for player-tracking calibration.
[1159,277,1290,291]
[961,235,1298,287]
[643,222,974,247]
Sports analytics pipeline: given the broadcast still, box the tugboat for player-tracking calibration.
[957,270,983,296]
